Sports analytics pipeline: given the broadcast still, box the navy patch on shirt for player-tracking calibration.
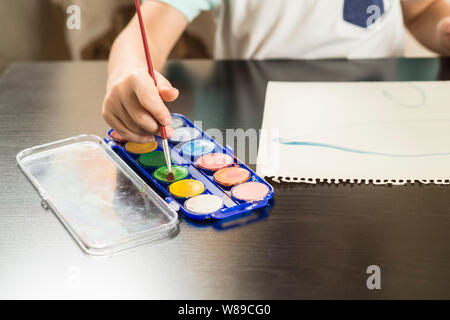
[343,0,385,28]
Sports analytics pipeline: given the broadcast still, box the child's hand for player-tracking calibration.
[102,68,178,143]
[437,16,450,55]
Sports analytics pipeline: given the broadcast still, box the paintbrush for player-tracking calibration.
[134,0,174,181]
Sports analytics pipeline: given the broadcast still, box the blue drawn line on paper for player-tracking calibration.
[275,138,450,158]
[382,83,426,108]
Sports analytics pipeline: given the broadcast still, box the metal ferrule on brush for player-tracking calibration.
[162,138,172,174]
[160,126,173,175]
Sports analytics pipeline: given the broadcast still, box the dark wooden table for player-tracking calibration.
[1,59,450,299]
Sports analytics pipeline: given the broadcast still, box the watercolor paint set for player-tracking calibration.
[16,113,273,256]
[106,113,274,221]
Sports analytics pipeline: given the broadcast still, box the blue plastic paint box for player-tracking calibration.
[105,114,274,221]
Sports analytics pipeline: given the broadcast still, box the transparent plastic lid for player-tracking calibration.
[17,135,178,256]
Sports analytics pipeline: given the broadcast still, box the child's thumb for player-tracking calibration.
[155,72,179,102]
[158,85,179,102]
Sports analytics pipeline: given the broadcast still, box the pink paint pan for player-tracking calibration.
[231,182,270,202]
[196,153,234,172]
[109,130,127,144]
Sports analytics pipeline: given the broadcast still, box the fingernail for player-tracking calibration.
[162,117,172,125]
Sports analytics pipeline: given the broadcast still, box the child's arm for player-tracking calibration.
[402,0,450,55]
[103,1,188,143]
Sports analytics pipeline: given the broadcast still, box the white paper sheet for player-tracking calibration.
[257,81,450,185]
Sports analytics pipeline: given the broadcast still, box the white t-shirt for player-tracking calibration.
[154,0,405,59]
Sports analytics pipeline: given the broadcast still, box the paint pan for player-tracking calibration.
[181,140,215,158]
[184,194,223,214]
[231,182,270,202]
[214,166,250,187]
[154,165,189,183]
[109,130,127,145]
[170,127,201,143]
[170,116,186,129]
[125,141,158,157]
[196,153,234,172]
[138,151,171,169]
[169,179,205,198]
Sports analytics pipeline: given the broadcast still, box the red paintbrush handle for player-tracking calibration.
[134,0,157,86]
[160,125,168,140]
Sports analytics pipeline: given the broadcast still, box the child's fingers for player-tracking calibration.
[115,103,154,137]
[104,69,175,141]
[122,92,161,134]
[103,90,153,138]
[104,111,153,144]
[132,71,172,126]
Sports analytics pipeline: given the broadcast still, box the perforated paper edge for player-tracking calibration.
[265,176,450,186]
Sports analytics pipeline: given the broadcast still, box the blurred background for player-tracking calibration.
[0,0,436,74]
